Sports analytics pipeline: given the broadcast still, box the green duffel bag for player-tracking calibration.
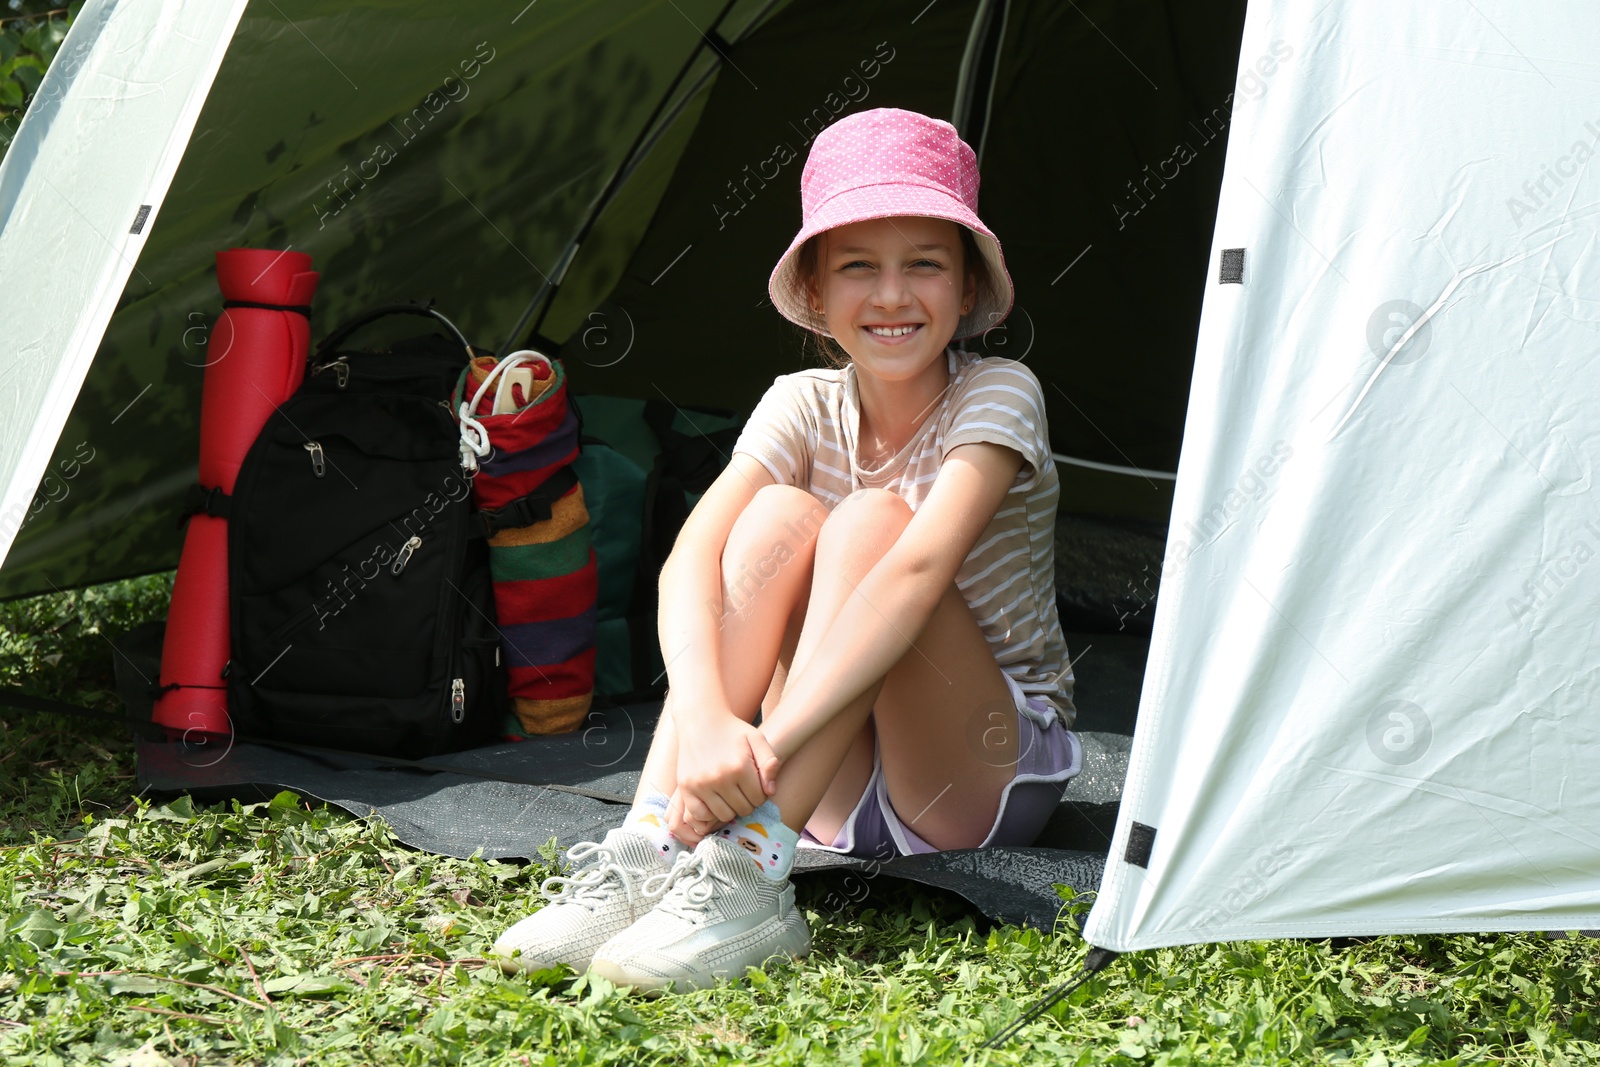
[568,394,743,706]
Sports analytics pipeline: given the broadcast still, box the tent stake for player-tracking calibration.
[980,945,1119,1048]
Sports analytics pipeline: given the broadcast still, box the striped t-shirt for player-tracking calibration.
[730,346,1075,729]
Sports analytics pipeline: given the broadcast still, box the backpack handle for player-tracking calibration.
[312,302,475,363]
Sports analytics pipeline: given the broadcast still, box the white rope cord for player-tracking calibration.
[457,349,553,469]
[1050,452,1177,481]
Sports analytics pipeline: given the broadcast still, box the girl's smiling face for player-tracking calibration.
[805,216,978,380]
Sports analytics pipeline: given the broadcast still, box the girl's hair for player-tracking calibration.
[793,224,994,370]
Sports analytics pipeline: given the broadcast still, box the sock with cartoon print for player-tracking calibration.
[621,787,687,866]
[710,799,801,882]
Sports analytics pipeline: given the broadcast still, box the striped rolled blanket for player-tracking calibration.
[454,350,597,734]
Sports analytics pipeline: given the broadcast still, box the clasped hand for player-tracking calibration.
[666,712,782,847]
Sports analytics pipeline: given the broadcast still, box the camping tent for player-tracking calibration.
[2,0,1259,932]
[14,0,1596,957]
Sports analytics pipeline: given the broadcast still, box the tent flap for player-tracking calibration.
[1086,0,1600,952]
[0,0,250,583]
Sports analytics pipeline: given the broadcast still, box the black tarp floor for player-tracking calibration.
[121,622,1148,932]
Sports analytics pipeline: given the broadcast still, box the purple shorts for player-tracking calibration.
[796,674,1082,860]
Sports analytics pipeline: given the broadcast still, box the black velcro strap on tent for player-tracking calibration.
[1124,821,1157,867]
[1219,248,1246,284]
[473,466,578,538]
[178,483,231,526]
[0,685,632,804]
[223,299,313,317]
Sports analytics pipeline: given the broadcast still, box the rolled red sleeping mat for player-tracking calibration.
[153,249,318,741]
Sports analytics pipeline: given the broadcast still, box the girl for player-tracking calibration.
[492,107,1081,995]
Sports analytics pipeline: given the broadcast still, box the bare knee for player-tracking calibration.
[818,488,912,549]
[721,485,826,614]
[727,484,827,556]
[837,487,912,519]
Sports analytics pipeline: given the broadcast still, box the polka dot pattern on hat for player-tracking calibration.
[802,109,980,216]
[767,107,1015,342]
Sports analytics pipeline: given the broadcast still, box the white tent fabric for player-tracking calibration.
[1086,0,1600,952]
[0,0,249,573]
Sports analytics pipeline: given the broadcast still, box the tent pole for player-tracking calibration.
[608,0,790,196]
[501,0,789,357]
[972,0,1011,167]
[952,0,1012,167]
[952,0,999,130]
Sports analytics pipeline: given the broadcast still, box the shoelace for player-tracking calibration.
[457,349,553,471]
[642,848,739,924]
[539,839,645,914]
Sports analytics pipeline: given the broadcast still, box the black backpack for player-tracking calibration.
[223,304,507,758]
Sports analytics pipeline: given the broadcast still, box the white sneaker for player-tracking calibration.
[490,827,674,975]
[587,834,812,995]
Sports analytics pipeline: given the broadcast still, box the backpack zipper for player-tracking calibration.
[257,518,440,654]
[430,493,474,752]
[390,535,424,575]
[263,600,319,649]
[310,358,350,389]
[304,441,326,477]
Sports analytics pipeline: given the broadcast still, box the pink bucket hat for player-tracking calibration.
[767,107,1014,342]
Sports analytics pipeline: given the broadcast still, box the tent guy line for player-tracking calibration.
[1051,454,1176,480]
[1046,379,1165,492]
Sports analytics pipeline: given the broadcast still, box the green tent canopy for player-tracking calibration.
[0,0,1244,598]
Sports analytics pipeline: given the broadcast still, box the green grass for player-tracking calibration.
[3,577,1599,1064]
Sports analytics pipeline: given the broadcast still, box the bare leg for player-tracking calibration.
[758,489,922,841]
[634,484,828,810]
[634,485,1009,851]
[765,488,1020,851]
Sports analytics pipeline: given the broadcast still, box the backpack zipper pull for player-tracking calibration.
[310,358,350,388]
[304,441,326,478]
[451,677,465,723]
[390,535,422,576]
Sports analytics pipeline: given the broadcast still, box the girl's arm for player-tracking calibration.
[657,453,778,726]
[657,454,785,827]
[760,441,1024,763]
